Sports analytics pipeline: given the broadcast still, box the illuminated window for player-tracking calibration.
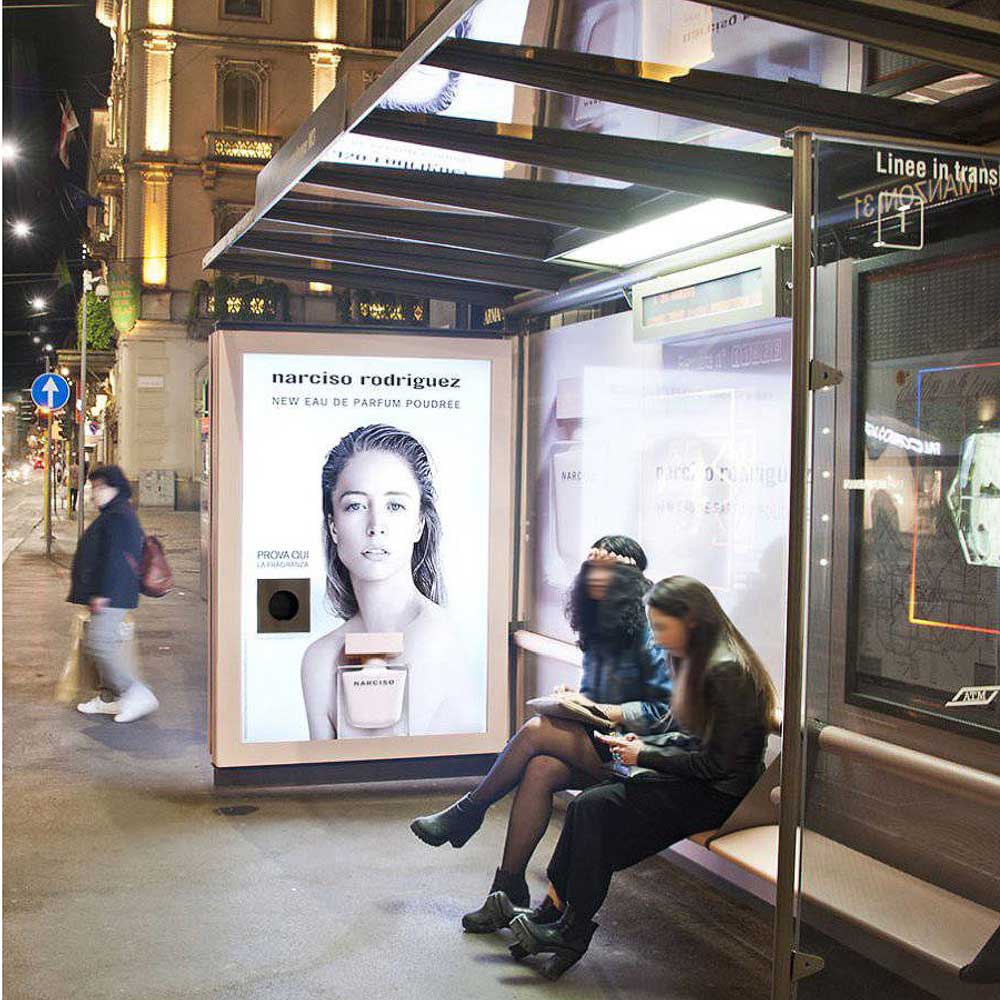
[141,168,170,287]
[221,70,261,133]
[371,0,406,49]
[222,0,264,19]
[144,36,176,152]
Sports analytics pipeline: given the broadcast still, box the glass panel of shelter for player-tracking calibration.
[795,133,1000,998]
[326,0,856,183]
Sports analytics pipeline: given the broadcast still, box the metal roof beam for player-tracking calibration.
[238,232,582,291]
[264,200,560,260]
[215,252,514,306]
[916,82,1000,144]
[356,110,792,212]
[709,1,1000,79]
[424,39,973,143]
[300,162,643,232]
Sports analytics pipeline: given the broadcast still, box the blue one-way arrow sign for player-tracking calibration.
[30,372,71,412]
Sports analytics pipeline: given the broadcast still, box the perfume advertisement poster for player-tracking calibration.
[527,311,792,696]
[240,352,492,744]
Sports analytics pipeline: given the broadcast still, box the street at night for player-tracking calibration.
[3,2,1000,999]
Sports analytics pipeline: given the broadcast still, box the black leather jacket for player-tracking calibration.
[635,646,768,798]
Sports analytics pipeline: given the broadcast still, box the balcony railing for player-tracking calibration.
[204,131,281,164]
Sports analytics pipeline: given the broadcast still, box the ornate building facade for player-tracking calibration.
[89,0,440,506]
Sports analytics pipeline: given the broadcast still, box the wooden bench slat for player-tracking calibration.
[708,825,1000,973]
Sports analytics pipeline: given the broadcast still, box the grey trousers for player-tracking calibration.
[84,608,138,697]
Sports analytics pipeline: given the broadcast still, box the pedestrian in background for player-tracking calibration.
[68,464,159,723]
[67,460,80,512]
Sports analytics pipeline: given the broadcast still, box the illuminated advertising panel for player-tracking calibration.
[210,330,513,767]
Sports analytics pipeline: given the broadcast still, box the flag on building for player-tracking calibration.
[57,95,79,169]
[53,253,73,289]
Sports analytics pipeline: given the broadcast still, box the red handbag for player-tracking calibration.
[131,536,174,598]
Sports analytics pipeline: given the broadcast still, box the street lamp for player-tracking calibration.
[30,296,47,312]
[1,139,19,163]
[11,220,32,239]
[77,268,110,539]
[32,336,41,345]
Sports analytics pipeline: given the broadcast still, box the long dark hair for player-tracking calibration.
[320,424,443,618]
[566,535,650,652]
[646,575,777,735]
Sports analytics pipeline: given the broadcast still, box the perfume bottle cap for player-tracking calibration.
[345,632,404,658]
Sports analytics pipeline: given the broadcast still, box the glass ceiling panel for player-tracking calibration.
[321,0,851,181]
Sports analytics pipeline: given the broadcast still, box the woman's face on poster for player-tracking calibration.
[329,450,424,583]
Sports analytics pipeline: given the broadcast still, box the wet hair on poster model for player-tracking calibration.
[301,424,473,739]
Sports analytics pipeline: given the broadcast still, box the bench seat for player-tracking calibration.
[707,824,1000,976]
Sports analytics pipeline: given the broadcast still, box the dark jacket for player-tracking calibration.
[67,494,144,609]
[635,643,768,798]
[579,622,671,733]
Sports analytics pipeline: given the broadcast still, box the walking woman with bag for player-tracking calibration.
[68,464,159,723]
[410,535,671,931]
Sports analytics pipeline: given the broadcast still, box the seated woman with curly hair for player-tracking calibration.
[409,535,671,931]
[497,575,778,979]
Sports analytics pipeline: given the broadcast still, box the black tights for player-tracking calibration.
[467,715,606,878]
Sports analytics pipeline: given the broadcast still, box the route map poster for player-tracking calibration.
[850,252,1000,732]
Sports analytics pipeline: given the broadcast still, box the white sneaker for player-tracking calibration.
[77,696,121,716]
[113,686,159,723]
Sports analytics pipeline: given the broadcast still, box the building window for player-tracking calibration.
[219,67,263,134]
[214,202,251,243]
[221,0,265,19]
[371,0,407,49]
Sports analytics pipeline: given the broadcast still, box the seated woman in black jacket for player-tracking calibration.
[494,574,777,979]
[410,535,671,930]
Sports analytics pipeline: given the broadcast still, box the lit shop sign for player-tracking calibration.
[864,419,941,456]
[633,247,791,343]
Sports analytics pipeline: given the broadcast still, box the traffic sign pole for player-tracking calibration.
[28,372,72,557]
[44,411,52,557]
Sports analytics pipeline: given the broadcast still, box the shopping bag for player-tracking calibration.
[54,611,142,704]
[54,611,99,704]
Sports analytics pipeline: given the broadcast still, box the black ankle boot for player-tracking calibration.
[508,904,597,979]
[462,871,530,933]
[410,794,486,848]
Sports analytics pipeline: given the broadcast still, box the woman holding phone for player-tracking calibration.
[409,535,671,932]
[494,575,777,979]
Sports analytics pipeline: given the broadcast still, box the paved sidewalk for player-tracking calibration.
[2,503,934,1000]
[2,471,46,565]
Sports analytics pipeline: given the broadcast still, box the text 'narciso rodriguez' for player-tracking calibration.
[272,371,462,390]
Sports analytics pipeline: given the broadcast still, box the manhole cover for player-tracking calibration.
[214,805,259,817]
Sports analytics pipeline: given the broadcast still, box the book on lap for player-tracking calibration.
[525,694,616,731]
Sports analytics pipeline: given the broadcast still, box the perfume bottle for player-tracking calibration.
[336,633,409,737]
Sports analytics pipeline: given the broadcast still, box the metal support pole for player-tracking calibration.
[64,438,71,517]
[770,129,815,1000]
[44,411,52,558]
[77,270,91,540]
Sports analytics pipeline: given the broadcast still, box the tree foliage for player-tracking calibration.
[76,292,117,350]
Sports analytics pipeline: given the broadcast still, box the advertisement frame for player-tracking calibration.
[843,231,1000,745]
[210,326,515,769]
